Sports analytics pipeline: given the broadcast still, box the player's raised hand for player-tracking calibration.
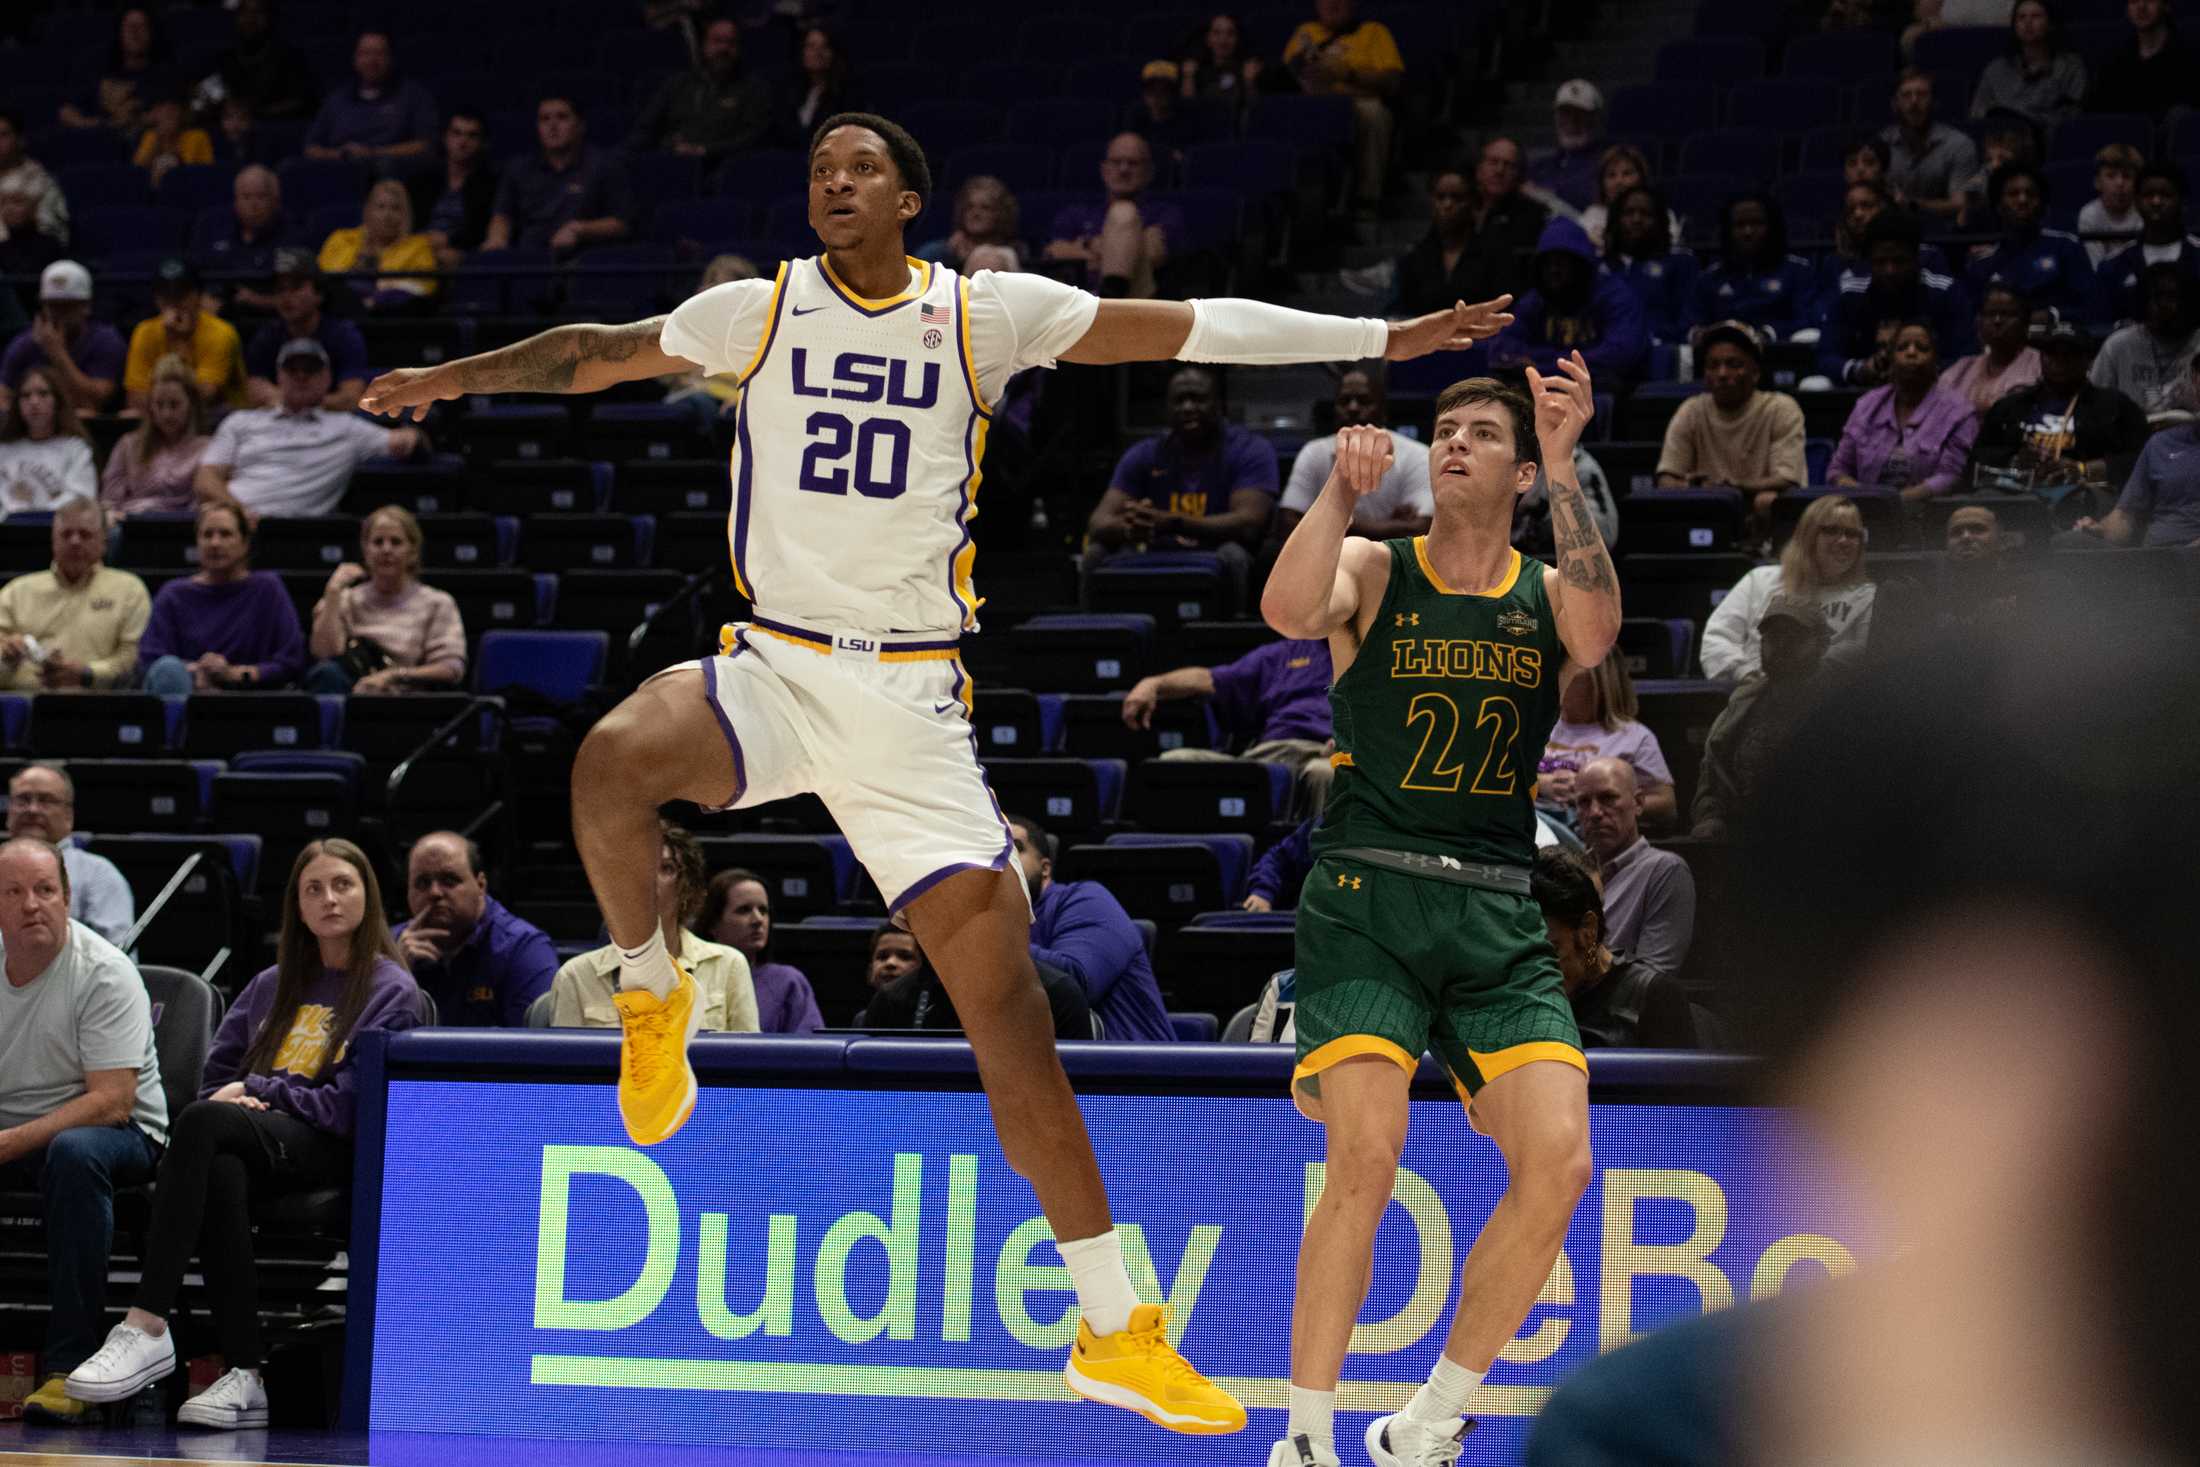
[1331,423,1394,500]
[1383,296,1515,361]
[361,364,463,422]
[1525,351,1595,458]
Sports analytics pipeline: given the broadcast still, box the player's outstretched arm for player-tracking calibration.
[1533,352,1623,668]
[1262,424,1391,640]
[1057,296,1513,367]
[359,317,696,421]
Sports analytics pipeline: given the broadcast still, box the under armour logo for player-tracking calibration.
[1335,873,1363,890]
[1393,612,1420,628]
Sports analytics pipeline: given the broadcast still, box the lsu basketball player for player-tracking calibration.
[362,112,1512,1435]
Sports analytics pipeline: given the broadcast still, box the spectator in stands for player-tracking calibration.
[2096,163,2200,327]
[302,30,436,167]
[138,497,304,694]
[484,95,635,258]
[1470,136,1552,294]
[0,368,95,513]
[0,109,68,245]
[1278,364,1431,538]
[391,832,555,1028]
[1007,814,1173,1042]
[1603,186,1695,345]
[2087,0,2197,118]
[317,181,439,312]
[917,176,1025,272]
[194,166,297,313]
[131,81,211,190]
[203,0,315,123]
[303,505,464,694]
[1689,193,1819,342]
[1123,61,1205,165]
[1283,0,1404,212]
[1971,0,2086,125]
[58,7,168,136]
[1822,178,1892,307]
[100,358,210,518]
[125,260,247,413]
[6,768,135,942]
[1966,163,2100,325]
[2069,353,2200,544]
[629,16,774,163]
[1655,321,1807,531]
[1532,843,1695,1048]
[0,180,63,317]
[1947,501,2001,559]
[2093,263,2198,414]
[1082,366,1275,608]
[1882,70,1977,220]
[1124,636,1336,815]
[419,111,498,273]
[1843,136,1889,191]
[660,253,757,432]
[1515,442,1620,557]
[1940,283,2040,414]
[0,498,149,693]
[196,340,423,519]
[863,926,926,994]
[860,918,1093,1039]
[1,263,124,418]
[780,26,855,146]
[244,252,370,411]
[212,97,280,171]
[1532,79,1605,215]
[1970,311,2148,505]
[1579,145,1678,253]
[698,868,825,1033]
[1244,817,1313,912]
[1829,322,1979,502]
[1818,209,1972,386]
[0,836,164,1425]
[550,823,757,1031]
[1541,652,1679,828]
[1570,757,1692,973]
[1386,164,1508,317]
[65,839,419,1431]
[1180,13,1264,109]
[1489,216,1649,384]
[2079,143,2145,268]
[1044,132,1185,299]
[1693,592,1832,840]
[1703,492,1871,684]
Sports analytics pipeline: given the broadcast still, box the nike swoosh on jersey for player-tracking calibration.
[790,304,828,316]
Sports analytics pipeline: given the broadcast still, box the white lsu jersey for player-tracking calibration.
[659,257,1098,636]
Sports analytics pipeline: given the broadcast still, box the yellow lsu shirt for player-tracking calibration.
[125,311,248,406]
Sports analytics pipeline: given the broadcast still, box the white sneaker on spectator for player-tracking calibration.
[176,1367,269,1429]
[63,1323,175,1403]
[1366,1410,1474,1466]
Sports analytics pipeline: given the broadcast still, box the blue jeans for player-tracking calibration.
[0,1123,162,1374]
[301,658,355,694]
[142,654,194,696]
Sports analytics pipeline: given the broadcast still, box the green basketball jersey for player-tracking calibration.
[1313,537,1564,869]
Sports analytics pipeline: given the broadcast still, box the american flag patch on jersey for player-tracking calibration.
[919,302,951,325]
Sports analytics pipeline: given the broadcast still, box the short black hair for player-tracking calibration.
[0,108,23,135]
[1004,813,1053,862]
[537,92,585,120]
[1843,135,1890,170]
[1532,845,1605,944]
[1990,159,2047,209]
[810,111,932,208]
[447,106,486,129]
[2139,160,2188,196]
[1721,190,1789,263]
[1863,206,1923,254]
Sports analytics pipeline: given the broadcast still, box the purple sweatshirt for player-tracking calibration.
[201,955,420,1137]
[1031,880,1172,1042]
[750,960,824,1034]
[138,571,306,685]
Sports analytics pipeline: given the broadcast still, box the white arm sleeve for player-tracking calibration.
[1179,297,1389,365]
[659,277,778,376]
[966,268,1101,405]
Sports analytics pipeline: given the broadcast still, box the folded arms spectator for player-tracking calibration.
[100,357,210,517]
[391,832,556,1027]
[304,504,464,694]
[139,497,305,693]
[484,95,634,256]
[303,30,437,165]
[551,822,758,1031]
[195,339,423,518]
[0,499,149,692]
[1701,494,1876,680]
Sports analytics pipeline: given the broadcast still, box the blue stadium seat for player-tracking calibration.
[1782,30,1900,79]
[462,402,572,462]
[1912,25,2011,81]
[1006,99,1118,146]
[29,694,174,757]
[1087,555,1231,633]
[584,402,706,463]
[229,749,367,787]
[449,250,554,314]
[960,63,1064,105]
[1010,614,1153,692]
[56,162,154,209]
[212,771,360,898]
[1773,486,1903,550]
[518,514,652,571]
[898,100,1005,149]
[1654,36,1765,82]
[306,202,357,244]
[110,513,198,575]
[65,758,222,835]
[605,461,728,516]
[417,513,508,569]
[276,157,371,212]
[1127,758,1291,835]
[600,28,692,81]
[72,205,188,257]
[182,693,332,758]
[1151,188,1247,253]
[969,687,1045,760]
[1725,80,1842,135]
[1619,489,1747,555]
[465,459,608,517]
[343,454,470,517]
[475,630,608,702]
[1692,0,1789,38]
[1607,84,1718,145]
[1633,681,1733,807]
[154,163,239,213]
[565,244,676,318]
[1678,131,1782,186]
[251,517,358,572]
[653,198,761,248]
[939,142,1057,196]
[1182,140,1298,199]
[1616,553,1759,625]
[1170,1011,1221,1043]
[1054,693,1214,762]
[29,128,128,170]
[1244,95,1355,153]
[1056,835,1250,921]
[2046,113,2153,166]
[552,569,687,637]
[1617,618,1699,681]
[1017,15,1116,62]
[431,569,544,643]
[982,757,1126,838]
[696,833,856,919]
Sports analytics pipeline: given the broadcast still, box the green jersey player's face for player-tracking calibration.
[1429,401,1535,508]
[808,127,919,251]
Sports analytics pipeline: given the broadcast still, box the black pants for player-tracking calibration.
[133,1100,350,1367]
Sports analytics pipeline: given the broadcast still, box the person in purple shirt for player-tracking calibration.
[1828,320,1981,502]
[698,867,825,1034]
[139,496,304,693]
[1123,635,1336,816]
[1081,367,1277,613]
[302,30,437,167]
[1042,132,1187,300]
[390,831,557,1027]
[1244,817,1316,911]
[1007,815,1173,1044]
[0,262,128,417]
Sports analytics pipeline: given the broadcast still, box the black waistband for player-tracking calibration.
[1327,845,1533,896]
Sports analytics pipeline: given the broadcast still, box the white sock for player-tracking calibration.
[1405,1353,1483,1424]
[617,929,677,1001]
[1287,1384,1335,1451]
[1055,1229,1140,1337]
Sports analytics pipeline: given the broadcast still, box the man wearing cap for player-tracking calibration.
[1656,321,1807,523]
[1691,592,1832,842]
[0,263,125,417]
[2070,351,2200,547]
[1968,312,2148,509]
[1533,80,1606,215]
[193,338,424,518]
[625,16,772,164]
[124,260,247,413]
[1124,61,1202,164]
[243,251,368,412]
[1282,0,1404,211]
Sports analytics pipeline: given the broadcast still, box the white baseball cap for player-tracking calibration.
[1554,79,1603,112]
[39,260,92,302]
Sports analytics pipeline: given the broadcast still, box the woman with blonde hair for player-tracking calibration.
[1700,494,1877,680]
[100,355,209,517]
[317,178,439,309]
[64,839,421,1430]
[0,365,95,513]
[916,175,1024,271]
[1539,647,1679,827]
[303,504,466,693]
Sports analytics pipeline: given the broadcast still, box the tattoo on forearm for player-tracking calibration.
[1549,474,1617,596]
[449,317,665,395]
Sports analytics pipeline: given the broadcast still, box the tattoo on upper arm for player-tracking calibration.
[450,317,667,395]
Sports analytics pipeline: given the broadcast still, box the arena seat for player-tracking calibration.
[474,630,607,702]
[769,919,880,1025]
[584,402,706,463]
[981,757,1126,838]
[461,402,572,462]
[939,141,1056,194]
[1170,1012,1221,1043]
[1781,29,1899,79]
[1127,758,1290,835]
[1677,131,1781,186]
[1593,441,1663,497]
[969,687,1046,760]
[212,771,360,899]
[606,461,728,516]
[696,833,857,920]
[1620,489,1747,554]
[181,692,336,757]
[1633,681,1734,810]
[1618,617,1699,681]
[1006,99,1118,147]
[343,455,470,517]
[416,513,508,568]
[1618,386,1703,443]
[0,517,52,573]
[1654,35,1765,82]
[72,204,189,258]
[1612,553,1758,625]
[518,513,653,571]
[464,459,608,517]
[252,516,365,572]
[1104,831,1255,904]
[433,568,548,643]
[153,163,238,213]
[1086,555,1232,636]
[1772,486,1903,550]
[650,511,730,574]
[1054,692,1214,762]
[1009,614,1153,693]
[1178,620,1277,666]
[65,757,222,835]
[83,833,258,974]
[276,157,370,212]
[1055,838,1234,925]
[2046,112,2155,166]
[29,692,174,756]
[1607,84,1719,153]
[1158,918,1294,1015]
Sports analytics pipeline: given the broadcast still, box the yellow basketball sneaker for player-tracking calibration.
[23,1374,91,1424]
[613,959,701,1145]
[1063,1303,1246,1435]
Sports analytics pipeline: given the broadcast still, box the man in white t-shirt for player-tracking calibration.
[1276,363,1432,540]
[362,109,1509,1447]
[194,338,423,518]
